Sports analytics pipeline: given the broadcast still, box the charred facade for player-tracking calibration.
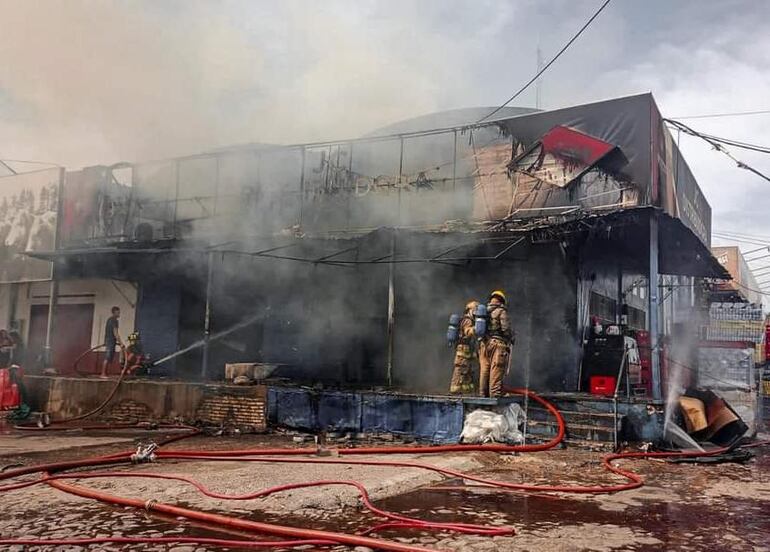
[12,93,726,396]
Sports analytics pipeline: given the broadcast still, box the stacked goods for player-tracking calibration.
[706,303,764,342]
[706,303,765,364]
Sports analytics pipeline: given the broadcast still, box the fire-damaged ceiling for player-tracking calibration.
[28,207,727,280]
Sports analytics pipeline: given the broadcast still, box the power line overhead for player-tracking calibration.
[477,0,613,123]
[665,118,770,184]
[670,109,770,120]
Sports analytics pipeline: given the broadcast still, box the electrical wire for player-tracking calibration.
[694,134,770,155]
[668,123,770,154]
[669,109,770,120]
[665,120,770,154]
[713,229,770,242]
[712,234,770,248]
[744,253,770,263]
[476,0,613,123]
[713,234,770,245]
[665,119,770,183]
[729,279,770,297]
[0,159,17,175]
[663,356,755,391]
[0,157,61,167]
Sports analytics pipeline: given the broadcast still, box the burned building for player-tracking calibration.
[8,93,726,409]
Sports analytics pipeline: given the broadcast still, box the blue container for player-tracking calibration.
[474,303,488,338]
[447,314,461,347]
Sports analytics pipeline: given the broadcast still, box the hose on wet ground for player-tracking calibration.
[1,387,767,550]
[0,388,557,550]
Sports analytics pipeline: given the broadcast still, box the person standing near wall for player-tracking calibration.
[8,330,26,367]
[0,329,12,368]
[450,300,479,394]
[479,290,514,398]
[100,306,123,378]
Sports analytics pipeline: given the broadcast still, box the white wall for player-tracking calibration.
[0,284,11,330]
[4,278,137,346]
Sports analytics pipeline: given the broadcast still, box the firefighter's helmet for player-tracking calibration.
[465,300,479,313]
[128,332,140,343]
[489,290,506,304]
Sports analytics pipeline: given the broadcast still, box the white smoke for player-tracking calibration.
[0,1,476,168]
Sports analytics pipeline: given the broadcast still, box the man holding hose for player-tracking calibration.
[100,306,124,378]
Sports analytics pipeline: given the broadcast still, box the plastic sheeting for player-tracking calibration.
[460,404,526,444]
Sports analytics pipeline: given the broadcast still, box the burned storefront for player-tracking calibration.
[20,93,728,443]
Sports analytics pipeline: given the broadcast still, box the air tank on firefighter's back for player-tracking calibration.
[474,303,488,338]
[447,314,461,347]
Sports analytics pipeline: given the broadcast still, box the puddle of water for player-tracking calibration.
[372,467,770,550]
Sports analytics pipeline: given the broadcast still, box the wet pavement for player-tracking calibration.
[0,430,768,551]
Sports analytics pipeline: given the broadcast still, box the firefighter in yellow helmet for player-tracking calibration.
[449,300,479,394]
[124,332,146,375]
[479,290,514,398]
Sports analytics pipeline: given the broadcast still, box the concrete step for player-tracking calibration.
[522,432,615,451]
[526,406,618,429]
[561,437,615,451]
[527,418,617,443]
[534,396,625,416]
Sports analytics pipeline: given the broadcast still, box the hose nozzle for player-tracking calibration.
[131,442,158,463]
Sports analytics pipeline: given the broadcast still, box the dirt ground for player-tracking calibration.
[0,427,768,552]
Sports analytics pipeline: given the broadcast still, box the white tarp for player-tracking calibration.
[460,403,526,444]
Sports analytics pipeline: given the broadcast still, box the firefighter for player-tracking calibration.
[449,300,479,394]
[479,290,514,398]
[124,332,147,375]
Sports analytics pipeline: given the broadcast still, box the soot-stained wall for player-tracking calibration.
[207,242,388,384]
[390,237,579,393]
[203,232,579,393]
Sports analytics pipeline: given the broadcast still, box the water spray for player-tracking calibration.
[662,349,704,452]
[151,309,268,367]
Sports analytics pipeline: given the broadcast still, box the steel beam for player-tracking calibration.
[648,212,662,401]
[201,251,215,379]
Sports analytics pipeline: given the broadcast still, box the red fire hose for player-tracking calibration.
[16,346,167,431]
[72,343,108,377]
[0,387,765,550]
[0,536,337,548]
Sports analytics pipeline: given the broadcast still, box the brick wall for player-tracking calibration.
[25,376,267,431]
[195,390,267,429]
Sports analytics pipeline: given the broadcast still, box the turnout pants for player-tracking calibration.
[450,343,476,394]
[479,338,510,398]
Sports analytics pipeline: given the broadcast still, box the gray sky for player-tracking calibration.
[1,0,769,258]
